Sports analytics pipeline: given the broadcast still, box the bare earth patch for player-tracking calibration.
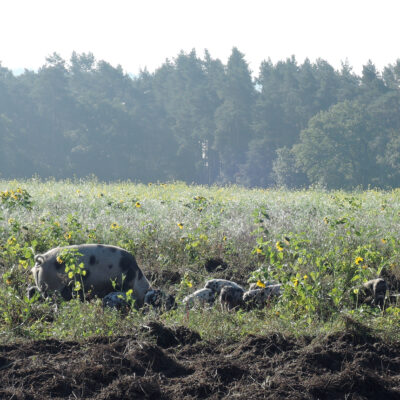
[1,323,400,399]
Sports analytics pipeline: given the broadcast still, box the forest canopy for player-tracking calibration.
[1,48,400,189]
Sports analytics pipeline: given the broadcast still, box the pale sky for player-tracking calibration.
[1,0,400,76]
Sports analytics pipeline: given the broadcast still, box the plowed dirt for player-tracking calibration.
[1,322,400,399]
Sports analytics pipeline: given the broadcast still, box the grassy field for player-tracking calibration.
[1,178,400,343]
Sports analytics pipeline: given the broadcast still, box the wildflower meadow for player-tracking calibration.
[1,178,400,342]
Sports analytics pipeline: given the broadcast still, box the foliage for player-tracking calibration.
[0,181,399,342]
[293,101,374,189]
[56,247,86,298]
[2,51,400,188]
[0,187,32,210]
[271,146,308,188]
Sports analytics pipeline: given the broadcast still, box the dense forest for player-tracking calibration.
[1,48,400,189]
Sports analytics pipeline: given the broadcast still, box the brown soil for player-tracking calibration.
[1,322,400,399]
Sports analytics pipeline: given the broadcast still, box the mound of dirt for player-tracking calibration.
[1,324,400,399]
[148,270,182,286]
[204,258,228,273]
[141,321,201,348]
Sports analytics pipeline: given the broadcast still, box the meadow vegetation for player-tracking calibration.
[1,178,400,344]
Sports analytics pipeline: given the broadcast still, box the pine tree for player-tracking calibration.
[213,48,254,183]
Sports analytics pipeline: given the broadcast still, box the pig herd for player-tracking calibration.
[28,244,393,313]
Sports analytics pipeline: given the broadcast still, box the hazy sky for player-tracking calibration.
[1,0,400,75]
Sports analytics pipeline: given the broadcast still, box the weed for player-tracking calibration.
[1,180,400,342]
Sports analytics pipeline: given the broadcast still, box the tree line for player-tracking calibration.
[1,48,400,189]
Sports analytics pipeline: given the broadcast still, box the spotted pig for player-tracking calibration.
[144,289,176,311]
[183,288,216,308]
[102,291,130,312]
[204,279,244,295]
[361,278,388,308]
[243,284,282,310]
[31,244,151,306]
[219,286,244,310]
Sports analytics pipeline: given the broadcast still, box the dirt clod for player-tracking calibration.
[142,321,201,348]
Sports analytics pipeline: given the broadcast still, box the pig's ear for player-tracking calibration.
[34,255,44,264]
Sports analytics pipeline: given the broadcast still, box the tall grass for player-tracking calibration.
[1,178,400,343]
